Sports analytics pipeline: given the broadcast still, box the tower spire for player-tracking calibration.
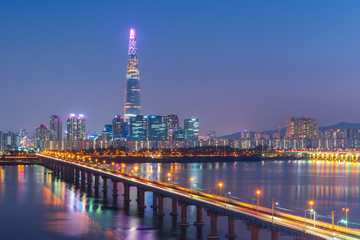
[124,28,141,122]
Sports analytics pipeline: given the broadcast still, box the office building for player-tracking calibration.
[130,115,148,141]
[148,115,167,141]
[112,115,125,140]
[166,114,179,140]
[184,118,199,147]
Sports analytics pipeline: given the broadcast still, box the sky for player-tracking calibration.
[1,0,360,136]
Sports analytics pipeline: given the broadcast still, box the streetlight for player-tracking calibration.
[256,190,261,212]
[342,208,349,228]
[167,172,171,183]
[308,200,314,220]
[225,191,231,207]
[272,199,279,222]
[190,177,195,196]
[337,219,347,233]
[218,182,223,199]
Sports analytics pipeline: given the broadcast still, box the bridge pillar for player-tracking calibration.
[157,195,165,216]
[271,230,279,240]
[247,223,263,240]
[94,174,100,196]
[194,206,205,225]
[75,169,80,185]
[123,183,131,203]
[87,172,92,192]
[68,167,74,183]
[225,216,237,239]
[112,180,119,206]
[61,165,66,180]
[102,176,108,198]
[60,165,65,179]
[206,210,222,239]
[170,198,178,216]
[137,188,146,211]
[81,170,86,188]
[62,165,67,180]
[178,201,190,226]
[56,164,60,175]
[151,192,158,215]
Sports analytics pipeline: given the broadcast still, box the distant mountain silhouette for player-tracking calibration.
[219,122,360,139]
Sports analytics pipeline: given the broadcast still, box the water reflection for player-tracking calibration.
[0,161,359,240]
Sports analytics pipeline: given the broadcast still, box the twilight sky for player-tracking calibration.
[1,0,360,136]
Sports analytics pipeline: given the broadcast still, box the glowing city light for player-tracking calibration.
[130,28,135,39]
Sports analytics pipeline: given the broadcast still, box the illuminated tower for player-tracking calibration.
[124,28,141,122]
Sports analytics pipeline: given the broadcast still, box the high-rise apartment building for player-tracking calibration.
[35,124,48,149]
[285,117,318,139]
[129,115,148,141]
[77,114,86,140]
[49,115,62,141]
[67,114,86,141]
[166,114,179,140]
[148,115,167,141]
[124,28,141,122]
[184,118,199,147]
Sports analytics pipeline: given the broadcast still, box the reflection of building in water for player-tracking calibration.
[41,185,119,239]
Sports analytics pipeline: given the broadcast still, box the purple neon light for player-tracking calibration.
[130,28,135,39]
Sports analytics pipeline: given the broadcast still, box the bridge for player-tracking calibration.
[267,150,360,162]
[37,153,360,240]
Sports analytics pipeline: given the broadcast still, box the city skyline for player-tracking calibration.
[1,1,360,135]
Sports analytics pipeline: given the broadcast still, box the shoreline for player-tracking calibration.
[92,155,304,164]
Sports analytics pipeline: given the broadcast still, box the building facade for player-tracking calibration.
[184,118,199,147]
[166,114,179,140]
[49,115,62,141]
[285,117,319,139]
[148,115,167,141]
[67,114,86,141]
[129,115,148,141]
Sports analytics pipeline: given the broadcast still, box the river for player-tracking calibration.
[0,159,358,239]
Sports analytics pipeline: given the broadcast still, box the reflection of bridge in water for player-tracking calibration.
[281,151,360,162]
[37,153,360,240]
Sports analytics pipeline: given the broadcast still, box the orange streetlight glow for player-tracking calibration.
[342,208,349,228]
[256,189,261,212]
[218,182,224,198]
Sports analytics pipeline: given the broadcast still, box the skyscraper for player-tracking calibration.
[124,28,141,122]
[35,124,48,149]
[184,118,199,147]
[129,115,148,141]
[166,114,179,140]
[148,115,167,141]
[77,114,86,140]
[112,115,125,140]
[67,114,86,141]
[49,115,62,141]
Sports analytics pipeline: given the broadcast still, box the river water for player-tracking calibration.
[0,160,359,240]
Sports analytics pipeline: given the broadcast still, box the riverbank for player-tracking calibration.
[93,155,302,164]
